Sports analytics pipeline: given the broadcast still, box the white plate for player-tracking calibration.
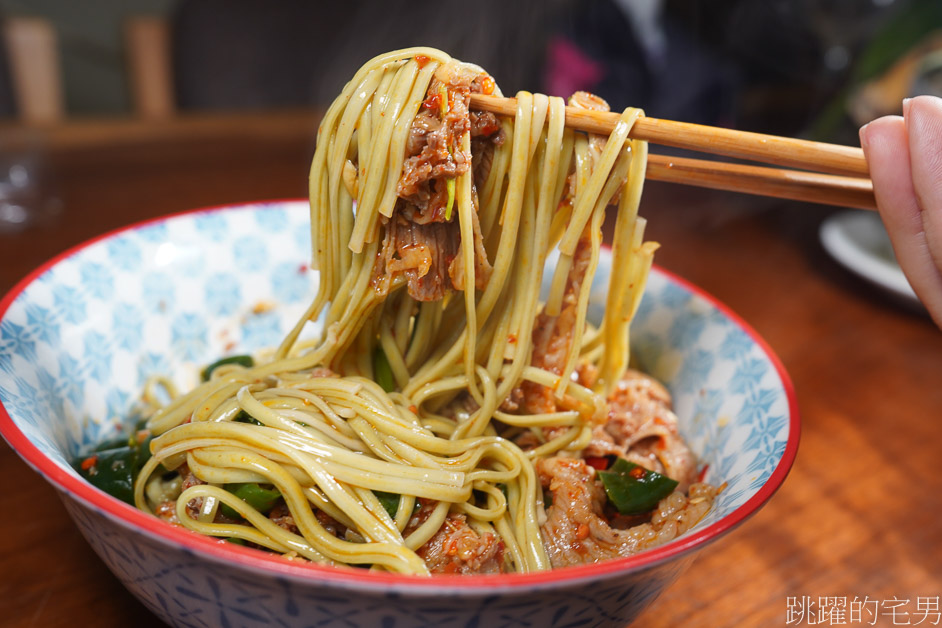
[819,210,921,306]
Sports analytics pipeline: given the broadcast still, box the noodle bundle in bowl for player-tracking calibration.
[0,48,798,627]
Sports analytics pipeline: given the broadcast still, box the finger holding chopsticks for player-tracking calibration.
[860,95,942,329]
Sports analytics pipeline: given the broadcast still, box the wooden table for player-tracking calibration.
[1,111,940,627]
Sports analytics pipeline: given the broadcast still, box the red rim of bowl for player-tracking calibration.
[0,199,800,593]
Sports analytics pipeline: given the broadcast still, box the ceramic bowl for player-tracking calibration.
[0,200,799,627]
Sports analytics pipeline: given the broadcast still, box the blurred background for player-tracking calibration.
[0,0,941,231]
[1,0,940,130]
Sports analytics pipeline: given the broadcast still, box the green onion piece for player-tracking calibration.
[438,83,448,117]
[372,346,395,392]
[134,431,155,473]
[444,178,456,221]
[75,446,137,505]
[597,458,679,515]
[94,436,132,452]
[75,425,165,504]
[373,491,401,519]
[436,82,456,222]
[201,354,254,381]
[220,483,282,519]
[233,411,263,426]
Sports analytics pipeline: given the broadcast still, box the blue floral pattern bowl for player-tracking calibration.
[0,201,799,627]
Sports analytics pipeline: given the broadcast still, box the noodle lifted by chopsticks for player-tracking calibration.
[135,47,665,575]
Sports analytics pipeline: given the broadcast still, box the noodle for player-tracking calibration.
[124,48,712,576]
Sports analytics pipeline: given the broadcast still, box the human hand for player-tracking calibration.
[860,95,942,329]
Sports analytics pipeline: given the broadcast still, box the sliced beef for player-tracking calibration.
[416,512,506,574]
[397,61,481,221]
[537,456,716,568]
[269,500,299,535]
[374,215,458,302]
[584,370,699,490]
[518,234,594,416]
[370,60,499,302]
[179,462,206,519]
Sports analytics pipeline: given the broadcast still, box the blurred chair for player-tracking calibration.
[0,19,14,119]
[124,16,175,119]
[2,16,65,124]
[123,0,340,117]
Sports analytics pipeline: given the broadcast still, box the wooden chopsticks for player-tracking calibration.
[646,154,875,210]
[470,93,876,211]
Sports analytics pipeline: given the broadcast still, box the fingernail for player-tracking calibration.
[859,122,870,150]
[903,97,912,117]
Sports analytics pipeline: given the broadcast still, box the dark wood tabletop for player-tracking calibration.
[1,111,940,628]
